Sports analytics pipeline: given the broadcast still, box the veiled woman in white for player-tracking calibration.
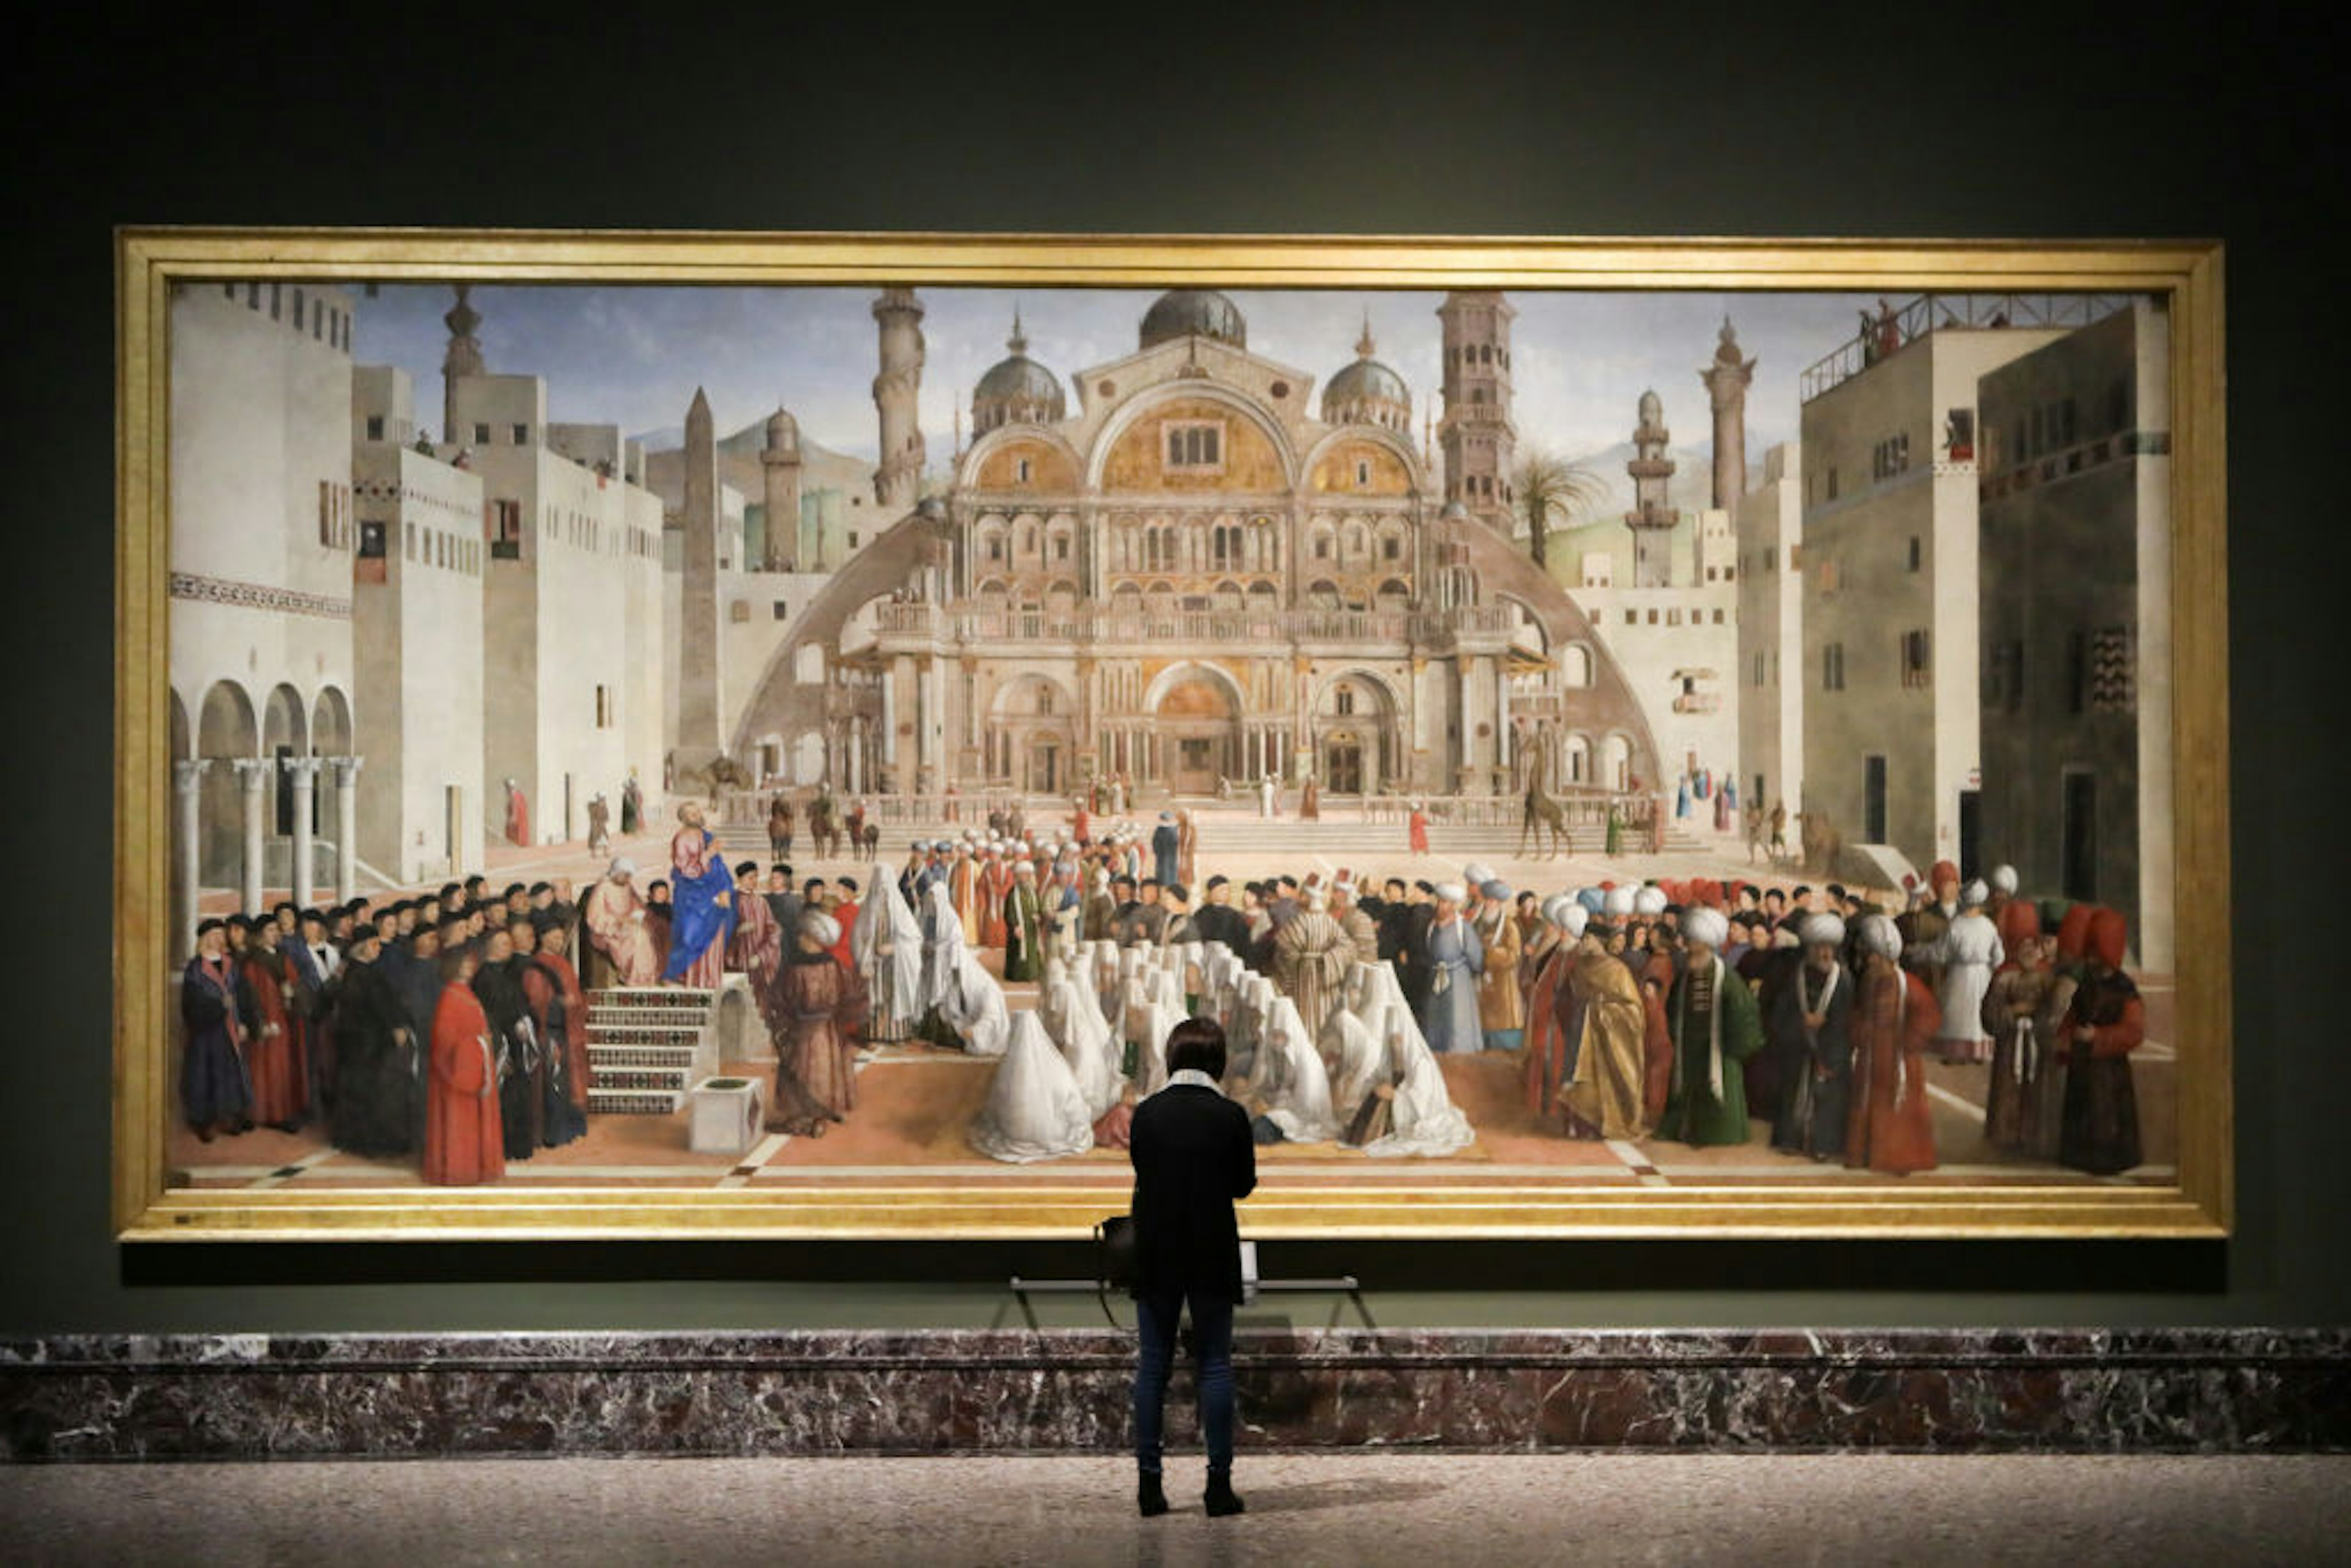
[1130,984,1186,1097]
[1922,879,2006,1066]
[1041,958,1124,1119]
[1254,994,1338,1142]
[968,1011,1095,1163]
[1320,996,1390,1119]
[1361,999,1476,1158]
[1226,972,1276,1097]
[921,882,1010,1057]
[850,869,924,1043]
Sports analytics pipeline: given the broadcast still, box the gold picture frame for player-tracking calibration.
[116,228,2229,1240]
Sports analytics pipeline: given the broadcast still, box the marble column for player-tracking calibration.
[283,756,321,907]
[1496,669,1513,774]
[233,759,270,912]
[173,759,209,962]
[883,658,905,770]
[332,757,363,902]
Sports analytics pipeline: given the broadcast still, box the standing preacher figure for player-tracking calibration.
[1129,1016,1256,1520]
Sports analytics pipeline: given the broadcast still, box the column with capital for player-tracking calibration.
[233,758,271,912]
[174,759,210,961]
[1495,662,1512,778]
[332,756,364,902]
[284,756,321,907]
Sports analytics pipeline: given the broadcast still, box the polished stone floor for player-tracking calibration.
[5,1454,2347,1566]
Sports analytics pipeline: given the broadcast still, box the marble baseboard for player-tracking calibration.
[4,1329,2345,1461]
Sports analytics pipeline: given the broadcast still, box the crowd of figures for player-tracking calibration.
[181,790,2147,1182]
[874,820,2147,1175]
[178,880,599,1183]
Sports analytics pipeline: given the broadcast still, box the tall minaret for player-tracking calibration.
[1436,291,1518,531]
[440,283,485,447]
[760,405,802,572]
[872,287,926,511]
[1700,317,1757,515]
[1624,390,1680,589]
[675,387,726,773]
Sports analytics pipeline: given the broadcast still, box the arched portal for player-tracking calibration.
[1152,667,1243,794]
[1600,732,1635,793]
[1564,730,1592,786]
[1310,670,1400,796]
[197,680,257,890]
[263,683,307,839]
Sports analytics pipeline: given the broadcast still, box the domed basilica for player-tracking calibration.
[738,287,1660,805]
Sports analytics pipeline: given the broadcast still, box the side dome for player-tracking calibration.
[1321,318,1412,432]
[972,312,1067,434]
[1139,288,1247,351]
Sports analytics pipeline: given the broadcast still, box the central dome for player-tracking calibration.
[972,312,1068,434]
[1140,289,1247,351]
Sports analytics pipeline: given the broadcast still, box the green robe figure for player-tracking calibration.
[1605,806,1624,857]
[1655,913,1763,1146]
[1002,871,1046,983]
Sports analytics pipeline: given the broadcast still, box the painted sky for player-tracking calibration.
[350,283,1912,467]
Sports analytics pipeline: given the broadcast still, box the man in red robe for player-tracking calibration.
[424,946,504,1185]
[1987,863,2042,953]
[519,922,594,1114]
[828,879,862,972]
[504,778,530,847]
[238,918,309,1133]
[978,849,1014,950]
[726,859,784,1007]
[1845,913,1941,1176]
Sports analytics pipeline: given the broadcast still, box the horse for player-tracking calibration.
[858,821,882,861]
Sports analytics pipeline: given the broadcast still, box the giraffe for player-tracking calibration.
[1518,745,1571,860]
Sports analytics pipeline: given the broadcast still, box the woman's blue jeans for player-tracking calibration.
[1133,1284,1235,1475]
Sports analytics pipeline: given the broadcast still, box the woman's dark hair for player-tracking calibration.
[1164,1016,1227,1081]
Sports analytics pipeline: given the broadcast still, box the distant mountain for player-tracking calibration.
[631,424,681,450]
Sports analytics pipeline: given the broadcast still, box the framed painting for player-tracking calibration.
[114,230,2228,1240]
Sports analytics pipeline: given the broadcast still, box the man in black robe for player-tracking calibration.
[1190,876,1251,957]
[328,928,419,1158]
[470,925,540,1161]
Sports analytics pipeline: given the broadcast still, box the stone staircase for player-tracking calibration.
[585,988,717,1115]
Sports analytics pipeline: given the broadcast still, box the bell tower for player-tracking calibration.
[1436,291,1517,531]
[872,287,926,511]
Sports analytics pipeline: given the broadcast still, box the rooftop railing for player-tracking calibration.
[1799,293,2137,402]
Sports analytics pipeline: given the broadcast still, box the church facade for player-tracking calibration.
[735,289,1661,802]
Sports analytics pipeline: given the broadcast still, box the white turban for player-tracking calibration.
[1434,882,1468,904]
[1682,907,1730,950]
[1990,864,2019,894]
[800,910,841,948]
[1799,913,1848,949]
[1962,879,1989,908]
[1540,893,1577,927]
[1461,863,1496,888]
[1603,886,1636,917]
[1015,860,1036,874]
[1633,886,1667,915]
[1480,880,1511,902]
[1303,887,1329,912]
[1545,895,1588,937]
[1857,913,1902,960]
[607,857,636,879]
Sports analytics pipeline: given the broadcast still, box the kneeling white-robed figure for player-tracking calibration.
[1256,994,1339,1142]
[1320,1000,1390,1117]
[969,1011,1095,1163]
[1360,999,1475,1158]
[1041,958,1125,1119]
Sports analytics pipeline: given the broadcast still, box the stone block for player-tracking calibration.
[687,1076,764,1155]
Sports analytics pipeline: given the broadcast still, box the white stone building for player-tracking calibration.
[350,366,487,887]
[444,364,669,846]
[169,279,364,952]
[1736,441,1805,823]
[1798,301,2072,871]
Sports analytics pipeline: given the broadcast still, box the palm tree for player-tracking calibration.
[1513,448,1611,572]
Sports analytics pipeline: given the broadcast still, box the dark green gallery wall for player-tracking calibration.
[7,9,2346,1334]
